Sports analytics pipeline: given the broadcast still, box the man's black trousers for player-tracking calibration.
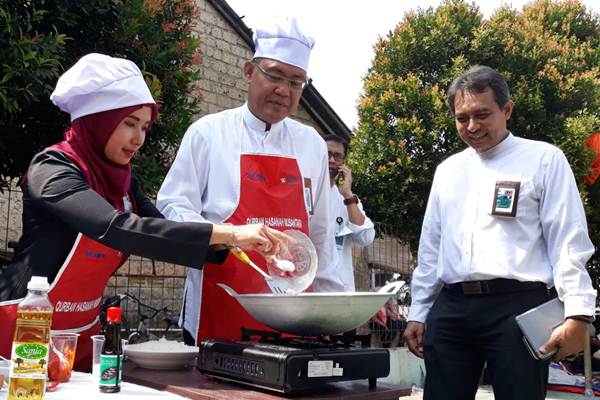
[423,285,551,400]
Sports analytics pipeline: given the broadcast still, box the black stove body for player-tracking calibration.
[197,329,390,394]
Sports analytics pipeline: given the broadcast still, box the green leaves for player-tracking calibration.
[0,0,201,194]
[353,0,600,265]
[0,1,67,186]
[112,0,201,193]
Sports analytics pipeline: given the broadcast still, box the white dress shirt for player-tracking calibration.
[156,103,339,337]
[329,185,375,291]
[408,133,596,323]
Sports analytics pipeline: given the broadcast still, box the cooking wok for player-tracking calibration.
[217,280,406,336]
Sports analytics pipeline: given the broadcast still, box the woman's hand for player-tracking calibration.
[211,223,288,257]
[233,224,289,257]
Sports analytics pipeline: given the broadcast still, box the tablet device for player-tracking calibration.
[515,298,563,360]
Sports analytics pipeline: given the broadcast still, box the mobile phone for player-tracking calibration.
[336,166,345,186]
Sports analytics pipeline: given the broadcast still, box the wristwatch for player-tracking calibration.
[567,315,594,323]
[343,194,359,205]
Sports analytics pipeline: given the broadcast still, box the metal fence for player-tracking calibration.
[0,180,21,266]
[104,258,187,338]
[353,222,415,288]
[1,181,414,345]
[352,222,414,346]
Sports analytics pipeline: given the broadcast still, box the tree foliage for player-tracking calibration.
[352,0,600,269]
[0,0,201,193]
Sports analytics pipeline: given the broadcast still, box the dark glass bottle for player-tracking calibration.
[99,307,122,393]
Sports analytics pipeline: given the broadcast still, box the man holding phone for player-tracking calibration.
[323,134,375,292]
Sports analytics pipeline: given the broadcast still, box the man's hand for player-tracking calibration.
[539,318,589,361]
[403,321,426,358]
[337,165,353,198]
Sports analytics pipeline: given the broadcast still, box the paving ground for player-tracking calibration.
[403,386,591,399]
[387,348,594,399]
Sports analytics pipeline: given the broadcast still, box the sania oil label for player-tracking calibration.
[10,342,49,378]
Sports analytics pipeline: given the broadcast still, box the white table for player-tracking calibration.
[0,371,187,399]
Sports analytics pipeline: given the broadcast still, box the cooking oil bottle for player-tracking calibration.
[7,276,53,400]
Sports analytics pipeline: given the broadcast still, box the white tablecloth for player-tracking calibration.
[0,371,186,399]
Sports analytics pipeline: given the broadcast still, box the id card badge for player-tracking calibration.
[303,177,314,215]
[335,235,344,250]
[491,181,521,217]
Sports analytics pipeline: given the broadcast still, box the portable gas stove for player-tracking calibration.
[197,328,390,394]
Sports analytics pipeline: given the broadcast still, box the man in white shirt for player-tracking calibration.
[156,17,339,344]
[323,134,375,292]
[403,65,596,400]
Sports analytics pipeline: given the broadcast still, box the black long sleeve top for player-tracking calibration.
[0,150,226,300]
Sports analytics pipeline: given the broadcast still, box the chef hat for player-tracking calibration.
[51,53,156,122]
[252,16,315,72]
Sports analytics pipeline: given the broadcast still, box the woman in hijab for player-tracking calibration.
[0,53,285,369]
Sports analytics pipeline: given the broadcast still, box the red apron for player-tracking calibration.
[197,154,309,341]
[0,234,125,371]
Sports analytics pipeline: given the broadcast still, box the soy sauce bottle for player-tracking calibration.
[99,306,122,393]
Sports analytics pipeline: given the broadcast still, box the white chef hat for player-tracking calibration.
[252,16,315,72]
[50,53,156,122]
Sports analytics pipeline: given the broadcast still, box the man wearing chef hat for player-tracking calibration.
[157,16,341,344]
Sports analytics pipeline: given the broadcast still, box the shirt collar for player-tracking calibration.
[242,102,284,135]
[470,131,514,160]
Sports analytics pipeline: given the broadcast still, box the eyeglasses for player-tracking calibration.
[253,62,310,91]
[328,151,345,162]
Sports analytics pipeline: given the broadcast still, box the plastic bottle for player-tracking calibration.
[7,276,53,400]
[99,306,123,393]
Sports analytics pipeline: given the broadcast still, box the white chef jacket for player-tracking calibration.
[156,103,340,338]
[408,133,596,323]
[329,185,375,291]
